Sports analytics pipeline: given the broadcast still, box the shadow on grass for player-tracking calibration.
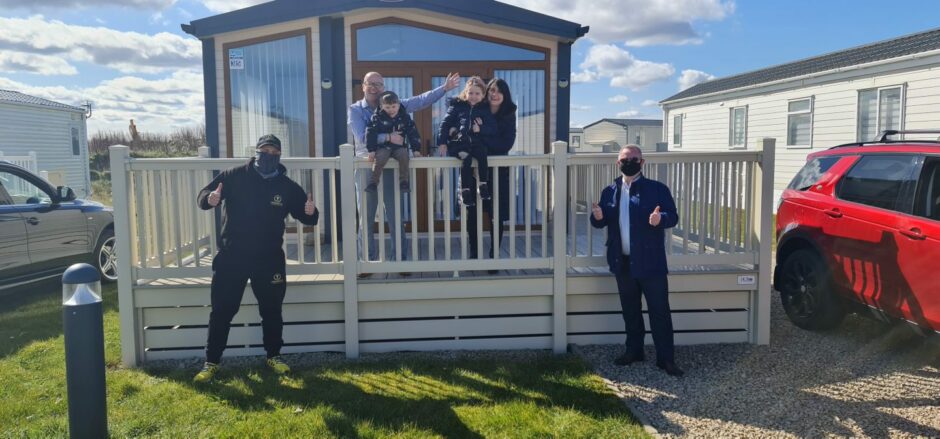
[149,353,635,438]
[0,280,119,359]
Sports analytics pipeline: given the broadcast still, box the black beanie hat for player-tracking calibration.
[256,134,282,151]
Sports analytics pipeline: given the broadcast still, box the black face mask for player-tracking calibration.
[255,151,281,175]
[620,158,642,177]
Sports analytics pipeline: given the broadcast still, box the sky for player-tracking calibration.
[1,0,939,134]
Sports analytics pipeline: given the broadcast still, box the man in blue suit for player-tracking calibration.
[590,145,684,376]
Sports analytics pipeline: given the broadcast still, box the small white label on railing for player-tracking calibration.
[737,275,756,285]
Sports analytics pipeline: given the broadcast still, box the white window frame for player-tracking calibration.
[729,106,748,149]
[672,114,682,147]
[856,84,905,142]
[786,97,814,149]
[571,135,581,148]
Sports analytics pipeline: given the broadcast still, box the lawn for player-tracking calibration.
[0,283,647,438]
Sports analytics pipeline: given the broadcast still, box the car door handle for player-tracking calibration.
[26,217,40,225]
[899,227,926,240]
[824,208,843,218]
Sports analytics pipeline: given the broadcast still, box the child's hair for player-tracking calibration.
[379,91,400,106]
[457,76,486,102]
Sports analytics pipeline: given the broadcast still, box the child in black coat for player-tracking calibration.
[437,77,496,206]
[365,91,421,193]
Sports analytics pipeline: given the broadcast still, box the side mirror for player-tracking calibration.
[57,186,76,202]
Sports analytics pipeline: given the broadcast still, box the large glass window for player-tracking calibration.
[837,155,917,211]
[495,69,545,156]
[787,98,813,147]
[229,34,310,157]
[729,107,747,148]
[857,86,902,142]
[356,24,545,62]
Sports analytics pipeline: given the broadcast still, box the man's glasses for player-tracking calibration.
[364,81,384,89]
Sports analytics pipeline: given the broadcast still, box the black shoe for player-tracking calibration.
[400,181,410,193]
[479,183,491,201]
[656,361,685,377]
[461,188,476,207]
[613,352,644,366]
[364,182,378,193]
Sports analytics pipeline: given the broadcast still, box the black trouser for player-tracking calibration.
[205,249,287,364]
[458,144,489,191]
[614,256,675,363]
[467,203,506,259]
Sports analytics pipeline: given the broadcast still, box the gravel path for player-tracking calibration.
[577,293,940,439]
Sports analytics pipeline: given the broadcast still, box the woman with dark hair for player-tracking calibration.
[468,78,517,264]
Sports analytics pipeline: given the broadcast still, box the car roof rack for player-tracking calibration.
[829,129,940,149]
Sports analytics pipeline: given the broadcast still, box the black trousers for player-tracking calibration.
[205,250,287,364]
[466,205,505,259]
[614,256,675,363]
[458,144,489,191]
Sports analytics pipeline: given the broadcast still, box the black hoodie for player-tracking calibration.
[197,158,318,255]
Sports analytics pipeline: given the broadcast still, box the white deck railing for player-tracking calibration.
[111,141,772,280]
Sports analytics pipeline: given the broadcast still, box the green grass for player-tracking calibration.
[0,284,647,438]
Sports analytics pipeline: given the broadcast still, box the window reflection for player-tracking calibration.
[357,24,544,62]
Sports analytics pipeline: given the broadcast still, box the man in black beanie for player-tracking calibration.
[193,134,319,382]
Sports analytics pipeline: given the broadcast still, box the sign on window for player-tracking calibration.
[229,49,244,70]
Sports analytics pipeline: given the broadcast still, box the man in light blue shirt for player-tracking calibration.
[348,71,460,275]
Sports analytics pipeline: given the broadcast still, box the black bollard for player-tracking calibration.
[62,263,108,439]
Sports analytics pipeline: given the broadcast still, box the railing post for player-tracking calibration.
[339,144,360,358]
[752,138,775,345]
[551,141,569,354]
[108,145,139,366]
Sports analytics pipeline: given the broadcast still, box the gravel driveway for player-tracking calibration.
[577,293,940,438]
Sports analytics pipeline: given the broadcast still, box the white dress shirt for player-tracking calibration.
[619,178,633,255]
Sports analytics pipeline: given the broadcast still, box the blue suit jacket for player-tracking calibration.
[590,175,679,278]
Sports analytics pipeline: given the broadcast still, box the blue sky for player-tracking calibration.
[1,0,939,133]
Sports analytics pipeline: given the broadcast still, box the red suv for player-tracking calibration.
[775,130,940,333]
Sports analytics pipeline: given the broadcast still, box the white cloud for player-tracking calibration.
[503,0,734,46]
[616,110,642,118]
[642,99,659,106]
[0,16,201,74]
[571,70,599,83]
[0,70,204,133]
[678,69,716,91]
[0,0,175,10]
[579,44,675,90]
[0,52,77,75]
[608,95,629,103]
[571,104,592,111]
[200,0,267,13]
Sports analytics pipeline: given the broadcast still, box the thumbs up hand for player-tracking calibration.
[208,183,223,207]
[592,203,603,221]
[649,205,662,227]
[305,192,315,216]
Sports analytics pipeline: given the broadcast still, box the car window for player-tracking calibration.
[836,154,918,212]
[787,156,841,191]
[0,171,52,205]
[913,157,940,221]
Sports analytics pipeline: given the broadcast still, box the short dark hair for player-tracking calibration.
[379,91,400,105]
